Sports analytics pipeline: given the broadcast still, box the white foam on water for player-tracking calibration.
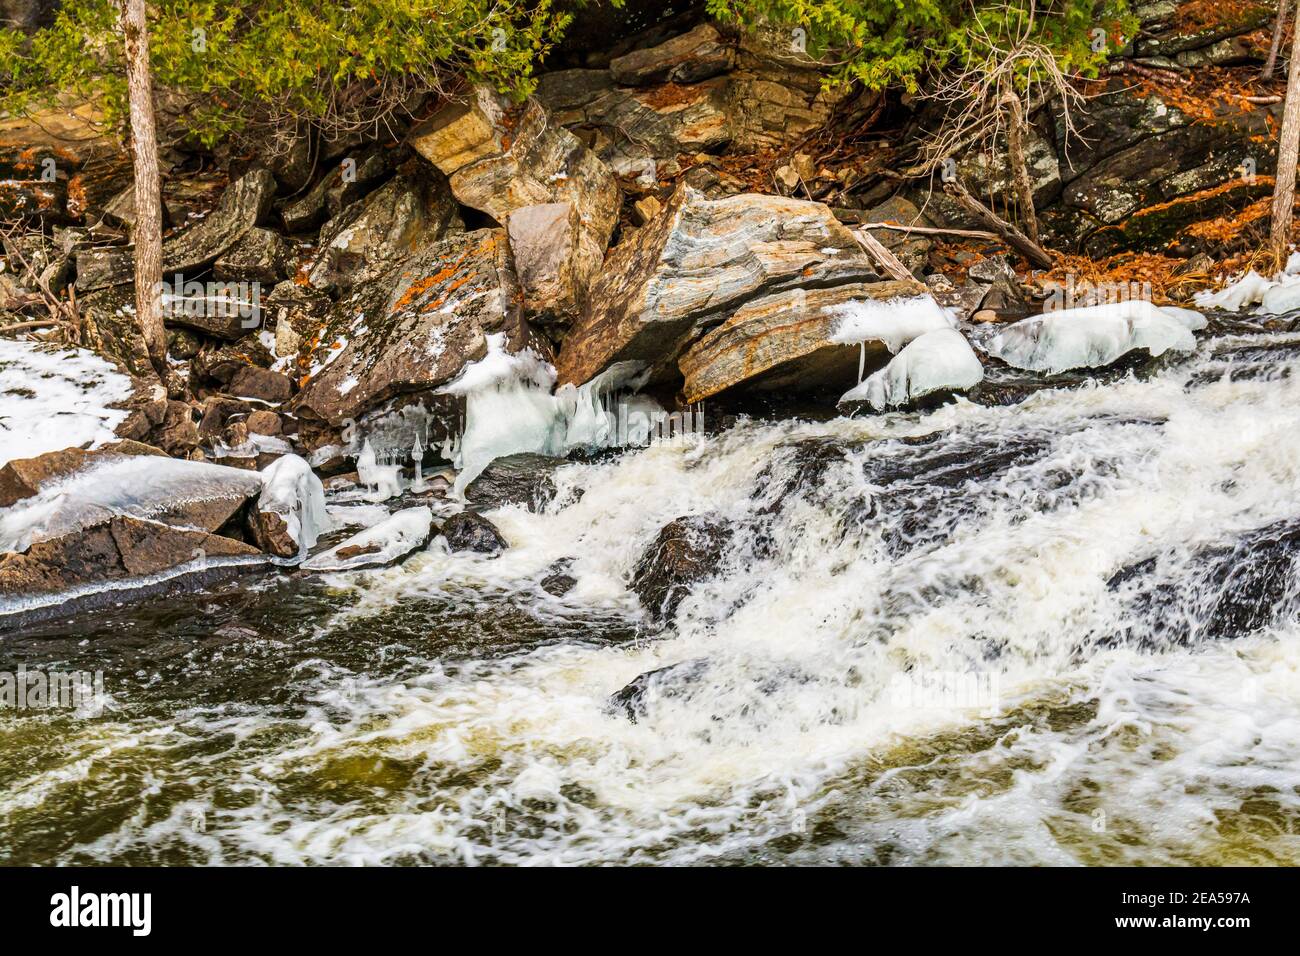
[10,328,1300,866]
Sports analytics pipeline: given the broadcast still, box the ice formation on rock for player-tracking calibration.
[986,301,1199,374]
[840,328,984,409]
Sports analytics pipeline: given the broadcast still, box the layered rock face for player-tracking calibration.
[556,184,900,394]
[290,229,532,429]
[409,91,619,325]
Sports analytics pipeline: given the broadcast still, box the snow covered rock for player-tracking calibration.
[0,440,163,508]
[301,506,433,572]
[556,184,896,389]
[0,340,134,466]
[985,301,1199,374]
[0,454,264,556]
[249,454,329,558]
[840,328,984,410]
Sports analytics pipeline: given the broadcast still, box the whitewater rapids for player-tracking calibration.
[3,323,1300,865]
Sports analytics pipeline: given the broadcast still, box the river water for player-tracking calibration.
[3,321,1300,865]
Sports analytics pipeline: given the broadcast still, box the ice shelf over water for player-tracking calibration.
[0,340,133,466]
[302,505,433,572]
[986,300,1201,374]
[827,294,958,352]
[840,328,984,409]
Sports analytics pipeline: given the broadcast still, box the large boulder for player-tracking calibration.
[76,168,277,291]
[677,279,925,402]
[631,515,731,622]
[0,451,270,599]
[556,185,891,388]
[307,169,461,293]
[507,201,601,328]
[409,92,619,315]
[0,516,260,598]
[289,228,533,429]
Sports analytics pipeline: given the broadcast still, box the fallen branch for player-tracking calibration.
[858,221,1001,241]
[1246,95,1284,105]
[0,320,59,334]
[850,228,915,282]
[942,179,1053,269]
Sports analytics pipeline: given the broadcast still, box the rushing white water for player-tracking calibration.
[6,323,1300,866]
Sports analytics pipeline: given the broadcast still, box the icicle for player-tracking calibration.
[857,342,866,385]
[411,436,424,489]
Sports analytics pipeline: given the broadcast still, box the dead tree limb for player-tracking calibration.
[1263,0,1292,81]
[1000,92,1040,244]
[850,229,916,282]
[859,222,1001,240]
[942,179,1053,269]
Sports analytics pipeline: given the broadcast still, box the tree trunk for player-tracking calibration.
[1263,0,1291,81]
[1270,12,1300,267]
[1001,93,1040,244]
[119,0,167,377]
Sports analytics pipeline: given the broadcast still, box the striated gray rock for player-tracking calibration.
[76,168,277,290]
[678,279,924,403]
[307,169,461,293]
[410,92,619,300]
[535,69,733,181]
[214,226,296,285]
[556,184,892,388]
[609,23,734,86]
[290,228,533,428]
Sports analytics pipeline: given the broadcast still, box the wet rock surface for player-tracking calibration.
[463,453,566,512]
[631,515,732,622]
[441,511,509,555]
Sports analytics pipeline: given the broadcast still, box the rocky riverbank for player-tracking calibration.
[2,1,1297,616]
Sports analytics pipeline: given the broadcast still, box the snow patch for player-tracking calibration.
[0,341,133,466]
